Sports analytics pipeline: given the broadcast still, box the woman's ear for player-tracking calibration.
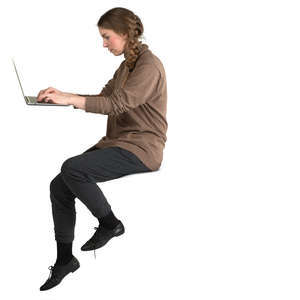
[121,33,128,40]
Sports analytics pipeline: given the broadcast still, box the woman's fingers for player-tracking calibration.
[37,91,46,101]
[37,89,45,99]
[37,87,55,101]
[39,92,54,103]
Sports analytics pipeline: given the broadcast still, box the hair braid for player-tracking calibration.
[124,14,144,70]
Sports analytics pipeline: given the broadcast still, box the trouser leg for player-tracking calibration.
[61,169,113,219]
[50,173,76,243]
[60,147,151,217]
[51,146,151,243]
[49,145,97,243]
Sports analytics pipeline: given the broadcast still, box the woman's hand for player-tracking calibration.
[37,87,73,105]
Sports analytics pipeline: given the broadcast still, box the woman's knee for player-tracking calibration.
[50,172,75,202]
[61,157,79,176]
[50,173,65,195]
[60,156,89,182]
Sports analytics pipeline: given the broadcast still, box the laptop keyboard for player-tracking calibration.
[26,96,37,104]
[27,96,50,104]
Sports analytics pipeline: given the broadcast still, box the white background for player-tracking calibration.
[0,0,299,299]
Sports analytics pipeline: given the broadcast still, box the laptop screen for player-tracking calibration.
[12,59,26,99]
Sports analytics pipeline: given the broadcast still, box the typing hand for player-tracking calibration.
[37,87,71,105]
[37,87,62,102]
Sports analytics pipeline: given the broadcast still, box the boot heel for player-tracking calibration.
[115,228,125,236]
[72,264,80,273]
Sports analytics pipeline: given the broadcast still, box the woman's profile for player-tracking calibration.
[37,7,168,291]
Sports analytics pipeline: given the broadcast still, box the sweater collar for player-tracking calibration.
[139,43,149,56]
[119,44,149,86]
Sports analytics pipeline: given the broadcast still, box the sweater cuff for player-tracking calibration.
[85,96,113,114]
[85,97,98,113]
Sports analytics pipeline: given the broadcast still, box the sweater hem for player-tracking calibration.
[91,141,161,171]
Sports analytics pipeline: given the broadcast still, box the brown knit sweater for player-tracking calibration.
[80,44,168,171]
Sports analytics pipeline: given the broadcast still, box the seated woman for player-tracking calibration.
[37,7,168,291]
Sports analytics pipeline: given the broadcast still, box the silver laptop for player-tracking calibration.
[12,58,71,107]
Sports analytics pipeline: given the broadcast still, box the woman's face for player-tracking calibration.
[99,27,128,56]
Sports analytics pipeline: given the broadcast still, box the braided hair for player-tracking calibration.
[97,7,145,72]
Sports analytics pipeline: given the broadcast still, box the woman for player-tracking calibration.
[38,7,167,291]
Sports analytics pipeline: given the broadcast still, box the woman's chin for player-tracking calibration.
[110,49,124,56]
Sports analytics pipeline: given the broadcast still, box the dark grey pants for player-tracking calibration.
[50,146,152,243]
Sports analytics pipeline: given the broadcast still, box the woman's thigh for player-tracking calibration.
[61,147,151,183]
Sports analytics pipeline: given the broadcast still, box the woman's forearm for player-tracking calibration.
[65,92,105,110]
[70,95,86,110]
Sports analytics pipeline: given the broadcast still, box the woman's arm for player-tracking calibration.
[72,93,106,110]
[72,95,87,110]
[85,63,161,115]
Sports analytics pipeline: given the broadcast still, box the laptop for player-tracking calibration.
[12,58,71,107]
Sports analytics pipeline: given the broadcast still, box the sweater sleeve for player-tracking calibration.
[85,63,160,116]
